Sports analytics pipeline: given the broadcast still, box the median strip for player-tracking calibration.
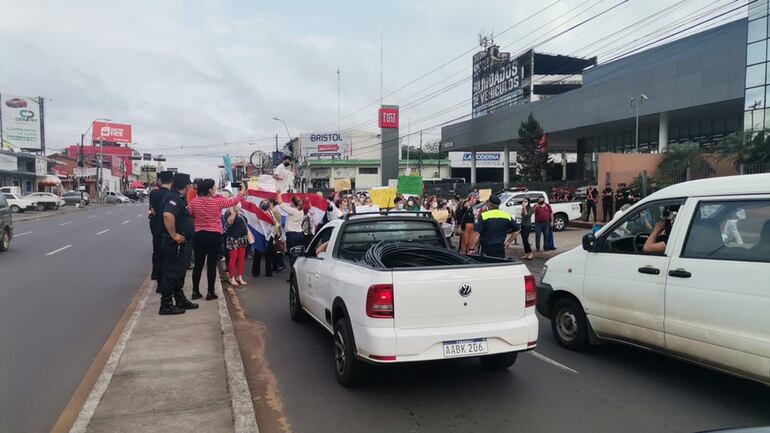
[46,244,72,256]
[528,351,579,374]
[96,229,110,236]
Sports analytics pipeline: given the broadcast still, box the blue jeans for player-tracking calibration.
[534,222,550,251]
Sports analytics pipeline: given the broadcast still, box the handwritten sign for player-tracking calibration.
[370,187,397,209]
[355,205,380,214]
[479,188,492,202]
[334,177,352,192]
[397,175,423,196]
[431,209,449,224]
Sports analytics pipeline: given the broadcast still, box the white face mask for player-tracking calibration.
[431,202,438,209]
[396,203,404,209]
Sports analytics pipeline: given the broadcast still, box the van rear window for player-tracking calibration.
[337,219,445,261]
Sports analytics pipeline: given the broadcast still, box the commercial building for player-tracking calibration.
[441,18,750,185]
[0,150,55,194]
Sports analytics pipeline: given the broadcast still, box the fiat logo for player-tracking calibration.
[458,283,472,297]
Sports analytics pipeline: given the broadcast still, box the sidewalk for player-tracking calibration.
[69,275,258,433]
[13,203,105,223]
[504,226,589,259]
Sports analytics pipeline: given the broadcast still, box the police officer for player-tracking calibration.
[149,171,174,291]
[158,173,199,315]
[474,196,519,258]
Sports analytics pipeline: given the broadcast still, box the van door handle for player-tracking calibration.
[637,266,660,275]
[668,268,692,278]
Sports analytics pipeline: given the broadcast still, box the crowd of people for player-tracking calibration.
[146,168,560,316]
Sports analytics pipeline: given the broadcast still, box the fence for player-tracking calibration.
[422,179,590,200]
[607,163,770,199]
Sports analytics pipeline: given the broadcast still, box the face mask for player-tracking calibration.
[259,203,269,211]
[431,203,438,209]
[538,200,545,205]
[283,162,290,167]
[407,201,414,206]
[396,203,404,209]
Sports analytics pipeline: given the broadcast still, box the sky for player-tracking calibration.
[0,0,747,179]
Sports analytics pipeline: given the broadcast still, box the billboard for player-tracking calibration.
[449,151,517,168]
[472,48,531,118]
[300,132,352,157]
[1,94,44,151]
[378,107,399,129]
[92,121,132,144]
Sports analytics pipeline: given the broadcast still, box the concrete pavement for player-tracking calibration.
[0,203,153,433]
[71,275,258,433]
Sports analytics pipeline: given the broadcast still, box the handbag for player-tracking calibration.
[274,237,287,253]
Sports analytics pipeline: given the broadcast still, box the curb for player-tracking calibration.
[216,281,260,433]
[68,277,152,433]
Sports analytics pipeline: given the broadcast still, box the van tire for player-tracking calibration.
[289,274,307,322]
[551,297,589,350]
[333,317,365,387]
[479,352,518,370]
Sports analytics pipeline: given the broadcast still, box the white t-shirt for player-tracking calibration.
[274,163,295,192]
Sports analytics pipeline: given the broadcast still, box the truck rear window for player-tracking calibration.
[336,219,445,261]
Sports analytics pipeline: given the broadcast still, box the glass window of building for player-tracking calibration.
[749,0,768,20]
[745,109,764,131]
[746,86,765,110]
[748,17,767,43]
[748,40,767,65]
[746,63,766,88]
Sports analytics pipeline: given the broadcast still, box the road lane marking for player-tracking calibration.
[15,230,34,237]
[136,214,143,218]
[121,219,130,224]
[96,229,110,236]
[106,211,112,215]
[528,351,579,374]
[59,221,72,226]
[87,215,97,219]
[46,244,72,256]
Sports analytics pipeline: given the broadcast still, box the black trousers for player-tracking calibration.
[252,239,275,277]
[481,243,505,258]
[520,226,532,254]
[160,239,192,299]
[192,231,222,293]
[150,223,164,281]
[602,200,614,221]
[585,200,597,222]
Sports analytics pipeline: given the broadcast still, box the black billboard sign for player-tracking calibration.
[472,48,531,118]
[142,153,152,161]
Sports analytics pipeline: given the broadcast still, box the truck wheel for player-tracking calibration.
[479,352,518,370]
[36,204,46,212]
[551,297,589,350]
[10,205,20,213]
[553,213,568,231]
[289,274,306,322]
[333,317,366,387]
[0,229,10,252]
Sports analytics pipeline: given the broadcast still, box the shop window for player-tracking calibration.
[747,63,766,88]
[748,40,767,65]
[748,17,768,43]
[358,167,378,174]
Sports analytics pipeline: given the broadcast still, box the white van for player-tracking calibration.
[537,173,770,385]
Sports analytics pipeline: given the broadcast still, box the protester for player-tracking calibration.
[277,193,305,266]
[533,196,554,254]
[584,184,598,222]
[187,179,243,300]
[615,183,629,211]
[601,182,614,222]
[406,196,420,211]
[273,155,295,193]
[252,200,278,278]
[457,197,477,253]
[158,173,199,315]
[223,205,249,286]
[518,197,535,260]
[393,196,406,211]
[474,196,519,258]
[148,171,174,291]
[269,198,287,271]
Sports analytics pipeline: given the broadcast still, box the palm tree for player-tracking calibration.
[716,131,770,169]
[658,142,714,182]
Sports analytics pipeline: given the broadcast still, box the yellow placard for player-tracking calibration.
[479,188,492,202]
[370,187,397,209]
[431,209,449,224]
[334,178,352,192]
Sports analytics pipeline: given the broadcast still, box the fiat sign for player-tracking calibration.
[92,121,132,144]
[378,107,399,129]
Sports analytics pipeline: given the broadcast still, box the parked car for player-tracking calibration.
[0,192,12,252]
[2,193,37,213]
[63,191,90,206]
[0,186,22,196]
[123,189,145,201]
[537,173,770,386]
[25,192,65,210]
[289,213,538,386]
[497,191,582,231]
[104,191,130,204]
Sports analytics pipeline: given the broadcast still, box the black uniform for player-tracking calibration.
[159,189,197,311]
[148,186,171,282]
[474,208,519,258]
[601,186,614,221]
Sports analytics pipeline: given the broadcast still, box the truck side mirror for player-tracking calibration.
[582,233,597,252]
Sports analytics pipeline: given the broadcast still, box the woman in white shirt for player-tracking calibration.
[277,193,305,266]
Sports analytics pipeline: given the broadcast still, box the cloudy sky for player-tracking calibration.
[0,0,746,179]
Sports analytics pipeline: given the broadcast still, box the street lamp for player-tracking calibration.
[272,117,293,149]
[630,94,648,152]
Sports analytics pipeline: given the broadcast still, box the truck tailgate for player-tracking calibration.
[391,264,528,329]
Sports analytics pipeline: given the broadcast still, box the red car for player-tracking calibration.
[5,98,27,108]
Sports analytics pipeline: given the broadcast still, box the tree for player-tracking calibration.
[657,142,713,182]
[716,130,770,168]
[516,113,549,181]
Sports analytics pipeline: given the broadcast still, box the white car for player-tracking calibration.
[25,192,65,210]
[289,213,538,386]
[537,173,770,386]
[498,191,582,231]
[2,193,37,213]
[104,191,130,204]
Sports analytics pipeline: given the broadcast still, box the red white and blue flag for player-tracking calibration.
[240,190,328,252]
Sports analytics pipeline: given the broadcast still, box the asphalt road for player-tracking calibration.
[234,258,770,433]
[0,203,152,433]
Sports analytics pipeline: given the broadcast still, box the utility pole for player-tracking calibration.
[631,93,648,152]
[418,130,423,175]
[275,134,279,153]
[337,66,341,132]
[437,140,442,180]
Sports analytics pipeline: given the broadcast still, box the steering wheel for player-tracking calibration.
[632,233,650,252]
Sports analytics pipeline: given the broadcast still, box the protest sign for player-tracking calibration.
[370,187,397,209]
[355,205,380,214]
[397,175,423,196]
[479,188,492,202]
[431,209,449,224]
[257,174,276,192]
[334,178,352,192]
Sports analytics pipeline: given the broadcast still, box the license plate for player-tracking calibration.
[442,338,488,358]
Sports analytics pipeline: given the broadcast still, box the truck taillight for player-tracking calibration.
[524,275,536,308]
[366,284,394,318]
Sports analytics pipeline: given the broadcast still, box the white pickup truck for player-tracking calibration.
[497,190,582,231]
[289,213,538,386]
